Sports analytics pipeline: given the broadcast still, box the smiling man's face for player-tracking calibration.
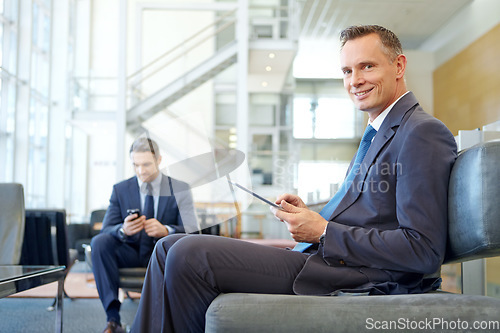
[131,151,161,183]
[340,33,406,121]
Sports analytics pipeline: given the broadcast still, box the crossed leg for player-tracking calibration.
[131,234,308,333]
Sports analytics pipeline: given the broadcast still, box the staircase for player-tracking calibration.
[124,2,300,133]
[127,41,238,129]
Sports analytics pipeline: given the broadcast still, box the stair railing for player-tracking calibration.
[127,9,237,106]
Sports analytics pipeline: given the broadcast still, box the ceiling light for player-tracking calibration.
[261,81,268,87]
[265,66,272,72]
[268,53,275,59]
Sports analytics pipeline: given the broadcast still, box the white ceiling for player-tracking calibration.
[248,0,474,89]
[298,0,473,49]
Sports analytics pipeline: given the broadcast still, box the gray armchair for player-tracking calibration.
[0,183,25,265]
[205,141,500,332]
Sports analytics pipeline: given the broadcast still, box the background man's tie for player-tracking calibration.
[140,182,155,258]
[293,125,378,252]
[143,182,155,219]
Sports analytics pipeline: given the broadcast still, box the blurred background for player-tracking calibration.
[1,0,500,296]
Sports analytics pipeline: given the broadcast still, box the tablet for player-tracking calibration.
[228,181,283,210]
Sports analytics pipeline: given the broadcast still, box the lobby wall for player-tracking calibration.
[434,23,500,135]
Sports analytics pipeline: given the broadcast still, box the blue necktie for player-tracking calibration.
[143,182,155,219]
[139,182,155,259]
[293,125,377,252]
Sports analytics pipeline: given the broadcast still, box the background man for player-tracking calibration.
[91,137,194,333]
[131,25,457,333]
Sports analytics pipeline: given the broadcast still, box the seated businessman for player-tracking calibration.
[131,25,458,333]
[91,137,195,333]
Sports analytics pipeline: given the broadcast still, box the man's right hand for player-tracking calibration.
[122,213,145,236]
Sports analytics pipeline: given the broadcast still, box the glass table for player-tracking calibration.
[0,265,65,332]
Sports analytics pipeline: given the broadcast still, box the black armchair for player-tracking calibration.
[84,243,146,301]
[67,209,106,261]
[20,209,77,310]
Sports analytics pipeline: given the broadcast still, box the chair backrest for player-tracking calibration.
[0,183,25,264]
[89,209,107,236]
[20,209,70,267]
[444,140,500,264]
[90,209,106,225]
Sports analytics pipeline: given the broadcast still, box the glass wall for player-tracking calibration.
[292,79,364,202]
[293,97,356,139]
[27,0,51,207]
[0,0,19,182]
[0,0,70,210]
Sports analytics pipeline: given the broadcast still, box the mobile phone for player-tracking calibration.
[127,208,140,216]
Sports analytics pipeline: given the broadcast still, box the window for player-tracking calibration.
[26,0,51,207]
[291,82,363,204]
[296,161,351,202]
[293,96,356,139]
[0,0,19,182]
[0,0,53,207]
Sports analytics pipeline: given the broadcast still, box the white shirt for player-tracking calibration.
[137,173,162,220]
[369,91,410,132]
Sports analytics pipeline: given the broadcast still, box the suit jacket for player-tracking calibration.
[101,173,196,260]
[293,92,457,296]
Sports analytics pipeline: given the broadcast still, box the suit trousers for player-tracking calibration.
[131,234,309,333]
[91,233,148,322]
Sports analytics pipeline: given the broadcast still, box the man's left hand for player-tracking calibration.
[143,218,169,238]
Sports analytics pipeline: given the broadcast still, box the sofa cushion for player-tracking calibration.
[206,293,500,333]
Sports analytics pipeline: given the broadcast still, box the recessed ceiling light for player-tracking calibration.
[261,81,268,87]
[265,66,272,72]
[268,53,275,59]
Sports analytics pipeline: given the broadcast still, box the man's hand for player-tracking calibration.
[123,213,145,236]
[275,193,308,209]
[144,218,169,238]
[271,194,328,243]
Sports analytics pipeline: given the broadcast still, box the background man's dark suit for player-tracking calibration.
[131,92,458,332]
[100,174,190,262]
[92,173,194,326]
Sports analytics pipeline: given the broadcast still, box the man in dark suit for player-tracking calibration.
[91,137,195,333]
[131,25,458,333]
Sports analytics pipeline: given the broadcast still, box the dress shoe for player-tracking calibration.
[102,321,125,333]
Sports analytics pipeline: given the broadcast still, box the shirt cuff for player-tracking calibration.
[165,225,175,235]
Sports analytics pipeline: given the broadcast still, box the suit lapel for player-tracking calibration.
[129,177,142,212]
[328,92,419,220]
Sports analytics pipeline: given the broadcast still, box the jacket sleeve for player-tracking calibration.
[100,185,123,237]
